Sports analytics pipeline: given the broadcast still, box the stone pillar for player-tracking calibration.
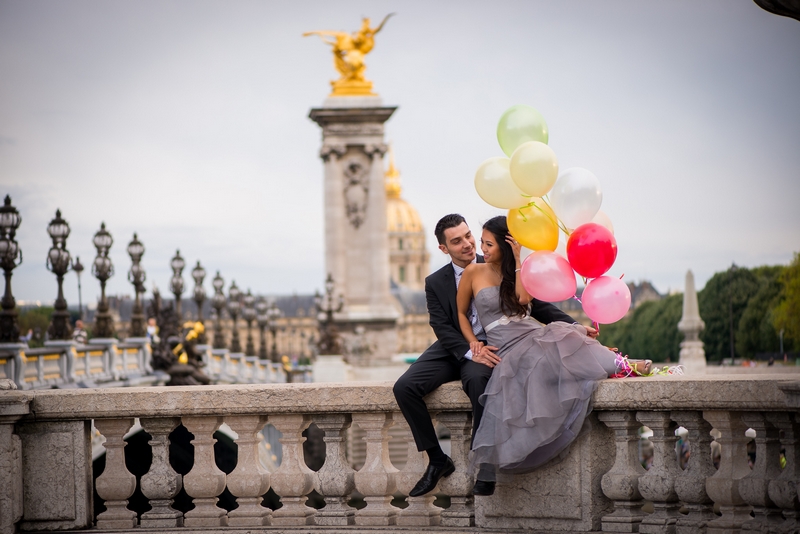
[739,412,784,531]
[766,412,800,533]
[598,410,646,532]
[225,415,271,526]
[703,410,752,533]
[309,102,400,366]
[394,412,441,526]
[636,411,680,533]
[181,416,228,526]
[436,411,475,528]
[269,414,315,526]
[352,412,398,526]
[0,389,28,534]
[672,411,716,533]
[139,417,183,528]
[314,414,356,526]
[94,418,137,529]
[678,269,707,374]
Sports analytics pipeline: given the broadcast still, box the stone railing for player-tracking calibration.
[1,375,798,533]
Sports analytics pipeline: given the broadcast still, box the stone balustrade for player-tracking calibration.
[1,375,798,533]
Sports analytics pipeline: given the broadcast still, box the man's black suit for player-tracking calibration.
[393,257,576,452]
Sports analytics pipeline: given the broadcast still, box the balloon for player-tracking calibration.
[554,237,568,259]
[509,141,559,197]
[591,209,614,234]
[549,167,603,229]
[520,251,577,302]
[507,199,559,252]
[581,276,631,324]
[497,104,549,157]
[566,223,617,279]
[474,157,529,209]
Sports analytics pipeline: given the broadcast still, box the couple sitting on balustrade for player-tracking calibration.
[393,214,651,498]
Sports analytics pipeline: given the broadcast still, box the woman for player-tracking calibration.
[456,215,644,475]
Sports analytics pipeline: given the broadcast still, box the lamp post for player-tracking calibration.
[0,195,23,343]
[191,261,207,344]
[242,289,256,356]
[256,296,269,359]
[228,281,242,353]
[92,223,115,339]
[267,299,283,363]
[170,250,185,320]
[314,273,344,355]
[211,271,226,349]
[73,256,84,321]
[126,233,146,338]
[45,209,73,340]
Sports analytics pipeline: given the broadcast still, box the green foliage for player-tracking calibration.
[773,253,800,352]
[698,267,760,362]
[599,294,683,362]
[18,306,54,348]
[735,266,783,359]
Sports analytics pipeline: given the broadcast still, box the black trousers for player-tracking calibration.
[393,340,493,452]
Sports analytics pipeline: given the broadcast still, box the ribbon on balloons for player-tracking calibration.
[566,222,617,279]
[519,251,576,302]
[507,199,559,251]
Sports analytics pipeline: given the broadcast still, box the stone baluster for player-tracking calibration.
[598,411,646,532]
[766,412,800,533]
[269,414,315,526]
[226,415,271,526]
[94,418,137,529]
[314,413,356,526]
[436,411,475,528]
[672,411,717,533]
[139,417,183,528]
[394,412,441,526]
[181,416,228,526]
[352,412,398,526]
[703,410,752,533]
[636,411,680,533]
[739,412,784,531]
[0,390,29,534]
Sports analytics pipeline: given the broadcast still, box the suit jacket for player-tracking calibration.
[422,256,576,362]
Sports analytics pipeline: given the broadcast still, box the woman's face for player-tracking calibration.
[481,229,503,264]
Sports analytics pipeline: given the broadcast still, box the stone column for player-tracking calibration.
[436,411,475,528]
[314,413,356,526]
[225,415,271,526]
[672,411,716,533]
[766,412,800,533]
[352,412,398,526]
[678,269,707,374]
[269,414,315,526]
[598,411,646,532]
[139,417,183,528]
[181,416,228,526]
[0,390,28,534]
[394,412,441,526]
[739,412,784,531]
[636,411,680,533]
[703,410,752,533]
[94,418,137,529]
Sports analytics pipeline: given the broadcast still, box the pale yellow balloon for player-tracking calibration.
[474,157,529,209]
[507,199,559,252]
[591,210,615,234]
[509,141,559,197]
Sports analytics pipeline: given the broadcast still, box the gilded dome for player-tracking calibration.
[385,146,424,233]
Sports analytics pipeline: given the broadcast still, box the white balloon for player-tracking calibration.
[474,157,530,210]
[549,167,603,229]
[591,209,614,234]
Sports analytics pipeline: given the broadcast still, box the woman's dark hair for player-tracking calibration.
[483,216,527,317]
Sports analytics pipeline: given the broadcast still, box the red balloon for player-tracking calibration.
[566,223,617,279]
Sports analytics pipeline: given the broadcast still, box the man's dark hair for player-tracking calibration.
[434,214,467,245]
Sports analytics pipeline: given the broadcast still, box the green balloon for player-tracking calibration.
[497,105,549,157]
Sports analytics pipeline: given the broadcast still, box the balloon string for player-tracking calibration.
[541,196,571,237]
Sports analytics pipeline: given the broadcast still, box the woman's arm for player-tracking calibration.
[456,265,480,344]
[506,236,533,306]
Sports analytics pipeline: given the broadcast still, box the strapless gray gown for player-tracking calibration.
[471,286,618,475]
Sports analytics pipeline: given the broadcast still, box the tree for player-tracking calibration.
[18,306,54,348]
[735,266,783,359]
[773,252,800,352]
[598,294,683,362]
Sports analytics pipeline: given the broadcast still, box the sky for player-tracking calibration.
[1,0,799,307]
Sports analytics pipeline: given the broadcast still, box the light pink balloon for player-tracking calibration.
[520,251,577,303]
[581,276,631,324]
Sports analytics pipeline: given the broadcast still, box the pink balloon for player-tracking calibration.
[581,276,631,324]
[520,251,577,303]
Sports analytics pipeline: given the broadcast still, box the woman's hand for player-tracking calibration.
[506,235,522,264]
[470,340,484,357]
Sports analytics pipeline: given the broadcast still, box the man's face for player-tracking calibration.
[439,222,476,264]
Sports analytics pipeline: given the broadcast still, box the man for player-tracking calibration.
[393,214,586,497]
[72,320,88,344]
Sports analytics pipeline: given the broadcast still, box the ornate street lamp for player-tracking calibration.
[228,281,242,353]
[314,273,344,355]
[45,209,73,340]
[211,271,226,349]
[126,233,146,338]
[92,222,115,339]
[242,289,256,356]
[170,250,185,320]
[191,261,207,344]
[267,299,283,363]
[256,296,269,359]
[73,256,84,321]
[0,195,23,343]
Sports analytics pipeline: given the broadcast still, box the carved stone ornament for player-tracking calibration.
[322,123,384,137]
[319,144,347,162]
[342,153,371,229]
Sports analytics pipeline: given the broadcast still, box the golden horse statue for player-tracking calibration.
[304,14,394,96]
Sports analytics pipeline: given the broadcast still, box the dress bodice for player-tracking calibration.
[474,286,542,350]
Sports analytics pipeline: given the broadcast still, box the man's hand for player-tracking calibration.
[585,326,599,339]
[473,344,501,368]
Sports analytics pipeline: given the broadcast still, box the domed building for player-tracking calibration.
[385,146,430,291]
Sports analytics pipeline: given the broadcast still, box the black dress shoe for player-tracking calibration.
[472,479,495,496]
[408,457,455,497]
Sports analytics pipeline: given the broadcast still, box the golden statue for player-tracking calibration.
[304,14,394,97]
